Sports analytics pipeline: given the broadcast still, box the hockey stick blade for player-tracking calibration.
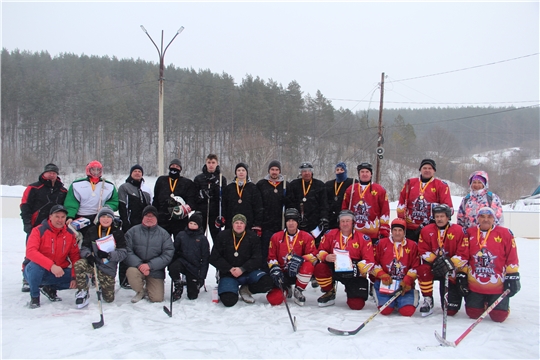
[92,314,104,329]
[328,290,402,336]
[435,330,456,347]
[163,306,172,318]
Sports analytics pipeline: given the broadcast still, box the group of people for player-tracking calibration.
[20,155,519,323]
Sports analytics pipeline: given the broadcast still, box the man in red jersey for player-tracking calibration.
[397,159,453,242]
[457,207,520,323]
[313,210,375,309]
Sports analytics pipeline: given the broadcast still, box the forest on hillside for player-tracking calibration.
[1,49,539,202]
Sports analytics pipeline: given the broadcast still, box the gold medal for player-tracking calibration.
[419,195,424,200]
[359,200,364,205]
[238,199,242,204]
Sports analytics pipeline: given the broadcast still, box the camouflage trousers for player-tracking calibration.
[74,259,116,303]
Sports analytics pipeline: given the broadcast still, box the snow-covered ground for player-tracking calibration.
[2,216,539,358]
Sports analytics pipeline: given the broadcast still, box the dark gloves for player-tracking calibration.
[504,272,521,297]
[86,254,96,267]
[456,272,469,297]
[24,223,32,234]
[319,218,329,232]
[269,265,284,287]
[96,249,109,259]
[251,226,262,237]
[432,255,455,278]
[215,216,226,229]
[287,254,304,278]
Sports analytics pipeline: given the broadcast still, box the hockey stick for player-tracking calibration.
[92,263,105,329]
[348,179,356,210]
[205,183,211,240]
[435,289,510,347]
[328,289,403,336]
[442,272,449,339]
[281,176,286,229]
[404,179,410,232]
[163,280,174,317]
[279,282,297,332]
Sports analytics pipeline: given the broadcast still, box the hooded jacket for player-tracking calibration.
[457,171,504,229]
[20,174,67,231]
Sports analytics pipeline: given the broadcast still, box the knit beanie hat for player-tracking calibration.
[188,211,203,229]
[95,206,115,224]
[169,159,182,170]
[477,207,495,217]
[232,213,247,225]
[268,160,282,172]
[471,174,487,186]
[43,163,59,174]
[419,159,436,171]
[130,164,144,176]
[142,205,158,218]
[235,162,249,176]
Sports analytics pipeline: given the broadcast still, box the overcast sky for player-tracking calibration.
[2,1,539,112]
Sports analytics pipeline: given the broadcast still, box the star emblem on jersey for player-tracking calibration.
[405,248,410,254]
[495,236,502,243]
[447,233,455,240]
[431,188,437,193]
[353,243,359,249]
[371,190,377,196]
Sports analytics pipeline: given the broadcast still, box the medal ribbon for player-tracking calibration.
[356,183,371,202]
[437,225,449,250]
[302,179,312,198]
[334,181,345,197]
[268,180,280,192]
[236,179,245,200]
[233,231,246,253]
[338,231,352,250]
[476,226,493,249]
[419,177,434,198]
[286,231,300,254]
[393,240,404,262]
[169,178,178,193]
[90,180,98,193]
[98,225,111,238]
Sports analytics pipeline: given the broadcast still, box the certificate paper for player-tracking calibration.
[334,249,353,272]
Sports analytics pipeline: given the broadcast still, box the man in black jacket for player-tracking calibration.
[193,154,227,241]
[152,159,197,237]
[209,214,273,307]
[20,163,67,292]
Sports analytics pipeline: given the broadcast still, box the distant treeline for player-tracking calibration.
[1,48,538,202]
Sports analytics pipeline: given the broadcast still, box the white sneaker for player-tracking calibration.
[239,285,255,304]
[420,296,434,317]
[75,289,90,309]
[131,291,145,303]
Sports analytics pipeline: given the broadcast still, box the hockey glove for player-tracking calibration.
[86,254,96,267]
[215,216,226,229]
[251,226,262,237]
[399,275,414,294]
[96,249,109,259]
[319,218,329,232]
[456,272,469,297]
[269,265,284,287]
[378,272,394,286]
[287,254,304,278]
[504,272,521,297]
[432,255,455,278]
[172,204,191,219]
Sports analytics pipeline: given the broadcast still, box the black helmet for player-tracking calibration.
[432,204,453,218]
[357,162,373,174]
[338,209,355,221]
[284,208,300,223]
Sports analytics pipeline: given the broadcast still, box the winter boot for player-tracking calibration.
[29,296,40,309]
[120,277,132,290]
[40,286,62,302]
[293,286,306,306]
[75,289,90,309]
[187,278,200,300]
[180,274,187,287]
[317,288,336,307]
[420,296,434,317]
[21,278,30,293]
[239,285,255,304]
[172,280,184,302]
[131,290,146,303]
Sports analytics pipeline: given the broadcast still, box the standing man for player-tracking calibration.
[193,154,227,240]
[209,214,273,307]
[266,208,318,306]
[23,205,79,308]
[20,163,67,292]
[256,160,289,271]
[371,218,420,317]
[313,210,375,309]
[125,205,175,303]
[64,160,118,235]
[325,162,353,230]
[458,207,520,323]
[117,164,152,288]
[287,162,329,245]
[342,162,390,244]
[153,159,197,237]
[220,162,263,233]
[417,204,468,317]
[397,159,453,242]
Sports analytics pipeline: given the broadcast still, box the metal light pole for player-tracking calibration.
[140,25,184,175]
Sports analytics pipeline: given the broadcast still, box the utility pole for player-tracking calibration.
[140,26,184,176]
[375,72,385,184]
